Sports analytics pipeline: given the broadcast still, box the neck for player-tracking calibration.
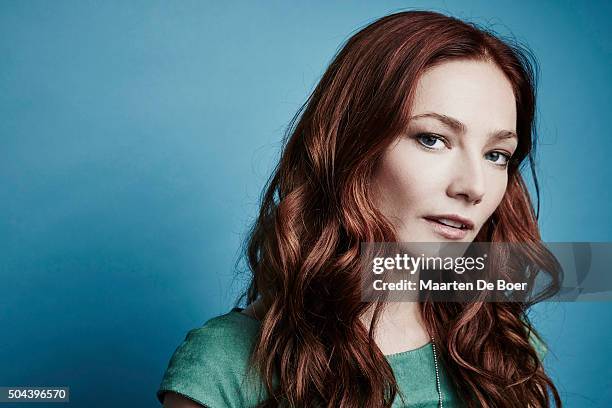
[359,301,430,355]
[359,265,430,355]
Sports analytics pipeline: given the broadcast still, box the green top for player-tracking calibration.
[157,307,547,407]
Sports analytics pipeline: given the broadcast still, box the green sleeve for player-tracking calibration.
[520,314,548,362]
[528,330,548,362]
[156,317,268,407]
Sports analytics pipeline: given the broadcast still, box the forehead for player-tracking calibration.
[411,59,517,132]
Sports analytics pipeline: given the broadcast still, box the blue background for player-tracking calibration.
[1,1,610,407]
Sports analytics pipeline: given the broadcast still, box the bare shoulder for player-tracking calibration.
[163,391,207,408]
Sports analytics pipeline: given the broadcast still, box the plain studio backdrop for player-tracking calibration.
[1,1,611,407]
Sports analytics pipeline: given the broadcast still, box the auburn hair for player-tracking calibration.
[235,10,562,408]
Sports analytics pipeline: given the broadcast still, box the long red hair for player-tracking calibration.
[236,10,561,407]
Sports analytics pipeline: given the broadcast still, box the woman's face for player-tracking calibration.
[372,59,518,242]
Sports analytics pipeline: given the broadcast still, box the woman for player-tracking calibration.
[157,10,561,407]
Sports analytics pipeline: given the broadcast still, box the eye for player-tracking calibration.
[485,151,512,167]
[413,132,513,167]
[414,133,446,150]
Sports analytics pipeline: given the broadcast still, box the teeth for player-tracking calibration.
[436,218,464,229]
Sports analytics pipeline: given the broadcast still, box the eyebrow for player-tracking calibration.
[409,112,518,142]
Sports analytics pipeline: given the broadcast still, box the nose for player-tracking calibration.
[446,151,486,205]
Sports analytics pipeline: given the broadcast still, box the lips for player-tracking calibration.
[423,215,474,230]
[423,214,474,240]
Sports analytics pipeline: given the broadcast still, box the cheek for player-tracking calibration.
[482,172,509,217]
[373,143,442,214]
[493,170,509,200]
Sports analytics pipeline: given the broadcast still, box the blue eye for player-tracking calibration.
[485,151,512,167]
[415,133,446,149]
[414,133,512,168]
[413,132,513,168]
